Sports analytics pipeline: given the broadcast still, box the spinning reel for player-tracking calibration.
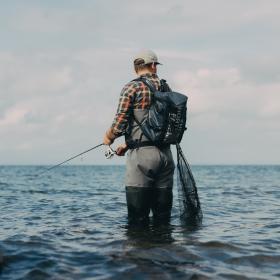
[105,146,116,159]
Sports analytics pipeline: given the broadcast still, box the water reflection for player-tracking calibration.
[125,219,175,246]
[118,220,203,279]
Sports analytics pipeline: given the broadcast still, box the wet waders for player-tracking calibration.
[125,145,175,224]
[125,186,173,224]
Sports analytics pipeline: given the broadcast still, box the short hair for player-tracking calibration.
[134,58,152,73]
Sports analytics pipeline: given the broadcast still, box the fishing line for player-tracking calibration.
[34,143,104,177]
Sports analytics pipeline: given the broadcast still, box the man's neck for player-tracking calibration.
[137,70,156,77]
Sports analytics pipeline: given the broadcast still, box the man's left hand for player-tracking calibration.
[116,143,128,156]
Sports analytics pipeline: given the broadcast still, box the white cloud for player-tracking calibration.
[0,1,279,164]
[0,105,28,126]
[0,48,134,163]
[173,67,280,121]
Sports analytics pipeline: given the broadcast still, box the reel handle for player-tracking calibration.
[105,146,116,159]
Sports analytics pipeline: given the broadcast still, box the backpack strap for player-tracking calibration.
[129,77,155,143]
[160,79,171,92]
[132,77,156,93]
[133,77,171,95]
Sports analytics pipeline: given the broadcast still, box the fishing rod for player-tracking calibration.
[36,143,105,176]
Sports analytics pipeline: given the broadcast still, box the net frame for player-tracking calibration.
[176,143,203,224]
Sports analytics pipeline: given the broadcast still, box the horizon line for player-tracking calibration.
[0,163,279,167]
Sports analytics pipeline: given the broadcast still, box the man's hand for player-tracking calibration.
[103,128,115,145]
[116,143,128,156]
[103,134,113,145]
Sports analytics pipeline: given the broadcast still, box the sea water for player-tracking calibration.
[0,165,279,279]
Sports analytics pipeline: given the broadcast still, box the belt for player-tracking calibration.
[126,140,170,150]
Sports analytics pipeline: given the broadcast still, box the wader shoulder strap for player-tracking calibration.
[131,110,150,142]
[130,77,153,141]
[129,77,159,143]
[132,112,143,127]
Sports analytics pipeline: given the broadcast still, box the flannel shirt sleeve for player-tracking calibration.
[110,82,136,137]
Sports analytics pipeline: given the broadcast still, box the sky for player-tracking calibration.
[0,0,279,165]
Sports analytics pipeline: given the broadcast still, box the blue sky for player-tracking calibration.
[1,0,279,164]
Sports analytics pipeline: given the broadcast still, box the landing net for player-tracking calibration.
[176,143,203,224]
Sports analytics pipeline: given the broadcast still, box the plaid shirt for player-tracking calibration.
[111,73,161,137]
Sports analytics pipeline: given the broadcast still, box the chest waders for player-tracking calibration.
[124,80,175,225]
[126,184,173,224]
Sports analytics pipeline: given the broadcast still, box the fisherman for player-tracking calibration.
[103,50,175,224]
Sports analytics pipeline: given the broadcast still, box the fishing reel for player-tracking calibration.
[105,146,116,159]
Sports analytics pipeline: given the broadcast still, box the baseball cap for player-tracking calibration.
[133,49,162,65]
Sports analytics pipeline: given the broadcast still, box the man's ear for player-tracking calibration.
[151,62,157,72]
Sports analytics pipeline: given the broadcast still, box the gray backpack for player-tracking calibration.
[132,77,188,145]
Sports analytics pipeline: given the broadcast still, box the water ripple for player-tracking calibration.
[0,165,279,279]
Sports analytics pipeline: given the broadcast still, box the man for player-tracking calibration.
[103,50,175,224]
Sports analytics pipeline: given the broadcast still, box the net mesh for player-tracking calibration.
[176,143,203,224]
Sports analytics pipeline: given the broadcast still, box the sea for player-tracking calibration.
[0,165,279,280]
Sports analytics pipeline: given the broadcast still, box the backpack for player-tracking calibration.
[132,77,188,145]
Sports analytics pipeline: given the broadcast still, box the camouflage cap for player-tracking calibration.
[133,49,162,65]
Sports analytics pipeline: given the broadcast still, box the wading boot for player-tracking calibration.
[151,187,173,224]
[125,186,151,225]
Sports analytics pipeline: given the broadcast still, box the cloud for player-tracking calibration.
[0,105,28,126]
[171,65,280,164]
[239,55,280,84]
[173,66,280,121]
[2,0,279,52]
[0,48,136,164]
[0,1,279,164]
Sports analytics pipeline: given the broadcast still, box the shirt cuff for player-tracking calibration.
[105,127,117,141]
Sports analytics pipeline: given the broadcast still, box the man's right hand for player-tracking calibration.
[103,134,113,145]
[103,128,115,145]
